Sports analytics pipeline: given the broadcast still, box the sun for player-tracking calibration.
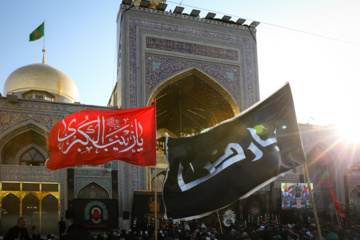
[334,114,360,144]
[336,125,360,143]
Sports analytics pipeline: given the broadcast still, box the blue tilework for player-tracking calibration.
[128,18,254,107]
[146,37,238,61]
[146,54,240,102]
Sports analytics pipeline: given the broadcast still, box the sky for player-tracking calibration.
[1,0,360,128]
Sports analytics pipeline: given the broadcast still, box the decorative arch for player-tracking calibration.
[16,143,48,163]
[305,141,339,164]
[0,183,60,235]
[18,145,46,166]
[244,195,265,217]
[156,128,175,156]
[151,170,166,192]
[148,68,239,137]
[22,193,40,229]
[348,184,360,212]
[156,128,176,139]
[1,193,20,235]
[0,120,49,148]
[148,68,240,115]
[42,193,58,200]
[0,120,49,165]
[77,182,110,199]
[349,184,360,195]
[306,143,338,181]
[42,193,59,234]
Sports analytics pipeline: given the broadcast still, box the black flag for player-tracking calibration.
[163,83,306,220]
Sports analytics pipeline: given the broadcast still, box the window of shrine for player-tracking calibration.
[20,148,45,166]
[22,91,55,102]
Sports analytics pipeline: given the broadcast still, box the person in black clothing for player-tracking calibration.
[60,223,94,240]
[58,217,66,236]
[5,217,31,240]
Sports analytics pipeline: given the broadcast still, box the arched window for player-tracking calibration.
[20,148,45,166]
[77,182,110,199]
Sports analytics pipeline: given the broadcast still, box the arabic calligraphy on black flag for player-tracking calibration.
[46,104,156,170]
[163,83,306,220]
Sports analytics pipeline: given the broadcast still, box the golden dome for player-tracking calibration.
[4,63,80,103]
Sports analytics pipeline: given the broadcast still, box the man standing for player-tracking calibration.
[58,217,66,236]
[4,217,30,240]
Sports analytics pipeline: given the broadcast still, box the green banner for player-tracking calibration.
[29,21,44,41]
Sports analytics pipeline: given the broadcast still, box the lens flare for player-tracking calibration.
[336,122,360,143]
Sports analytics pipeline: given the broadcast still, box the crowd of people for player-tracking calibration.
[4,212,360,240]
[118,216,360,240]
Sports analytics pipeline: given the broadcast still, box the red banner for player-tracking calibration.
[46,105,156,170]
[328,181,345,218]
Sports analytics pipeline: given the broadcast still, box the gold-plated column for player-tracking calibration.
[20,183,23,217]
[58,183,60,220]
[0,182,2,221]
[39,184,42,234]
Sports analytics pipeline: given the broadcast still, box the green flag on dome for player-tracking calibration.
[29,22,45,42]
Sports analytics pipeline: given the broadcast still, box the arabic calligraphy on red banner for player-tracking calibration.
[46,105,156,170]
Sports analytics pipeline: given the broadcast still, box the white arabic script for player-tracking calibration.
[57,115,144,155]
[177,127,279,192]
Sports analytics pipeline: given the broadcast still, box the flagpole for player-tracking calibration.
[153,98,158,240]
[304,162,322,239]
[42,21,46,64]
[154,165,158,240]
[216,211,223,234]
[332,202,341,228]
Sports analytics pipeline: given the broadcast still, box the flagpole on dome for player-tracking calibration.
[29,21,45,62]
[42,21,46,64]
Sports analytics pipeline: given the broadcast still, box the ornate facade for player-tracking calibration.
[1,0,360,236]
[115,1,260,226]
[115,1,360,225]
[0,64,117,235]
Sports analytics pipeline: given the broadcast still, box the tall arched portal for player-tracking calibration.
[23,194,40,232]
[151,69,238,137]
[116,2,260,220]
[1,194,20,235]
[147,69,239,191]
